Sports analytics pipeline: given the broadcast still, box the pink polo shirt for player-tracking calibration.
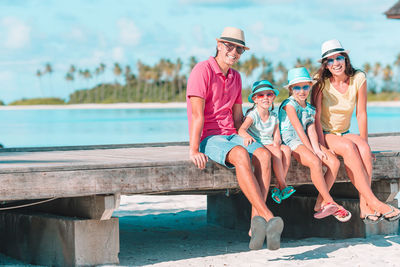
[186,56,243,141]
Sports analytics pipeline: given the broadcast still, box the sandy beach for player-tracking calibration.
[0,101,399,110]
[1,195,400,266]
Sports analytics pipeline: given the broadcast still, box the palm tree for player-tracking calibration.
[362,62,375,93]
[259,57,274,83]
[189,56,198,72]
[36,69,44,97]
[175,58,184,101]
[373,62,382,92]
[98,63,106,102]
[45,63,53,96]
[65,72,74,101]
[243,54,259,77]
[382,64,393,92]
[275,61,287,88]
[69,65,76,75]
[82,69,92,102]
[113,63,122,83]
[113,63,122,101]
[394,53,400,92]
[124,65,134,102]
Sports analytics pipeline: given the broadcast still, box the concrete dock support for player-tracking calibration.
[0,211,119,266]
[207,181,399,239]
[0,194,121,266]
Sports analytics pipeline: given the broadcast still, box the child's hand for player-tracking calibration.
[315,149,327,161]
[243,136,255,146]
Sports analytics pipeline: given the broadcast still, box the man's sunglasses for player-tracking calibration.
[222,42,245,55]
[292,85,311,91]
[326,55,345,66]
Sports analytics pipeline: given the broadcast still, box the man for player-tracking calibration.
[186,26,284,250]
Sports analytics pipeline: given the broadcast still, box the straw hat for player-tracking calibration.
[216,27,250,50]
[284,67,315,89]
[248,80,279,103]
[318,39,349,63]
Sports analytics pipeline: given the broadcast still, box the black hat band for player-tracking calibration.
[253,84,274,92]
[219,37,245,46]
[321,48,345,58]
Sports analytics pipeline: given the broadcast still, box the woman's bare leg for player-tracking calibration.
[344,134,374,215]
[325,134,400,219]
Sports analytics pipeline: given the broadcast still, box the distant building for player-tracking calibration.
[385,1,400,19]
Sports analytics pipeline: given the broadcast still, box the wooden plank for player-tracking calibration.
[0,136,399,201]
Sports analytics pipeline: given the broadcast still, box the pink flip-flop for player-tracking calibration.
[333,206,352,222]
[314,203,338,219]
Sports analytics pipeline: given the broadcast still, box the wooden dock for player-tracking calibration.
[0,134,399,266]
[0,134,399,201]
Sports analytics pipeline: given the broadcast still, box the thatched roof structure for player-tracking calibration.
[385,1,400,19]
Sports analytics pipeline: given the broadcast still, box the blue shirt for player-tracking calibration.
[278,96,316,134]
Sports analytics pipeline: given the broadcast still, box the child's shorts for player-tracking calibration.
[200,134,264,169]
[281,131,303,151]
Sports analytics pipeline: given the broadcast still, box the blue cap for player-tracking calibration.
[284,67,314,88]
[248,80,279,103]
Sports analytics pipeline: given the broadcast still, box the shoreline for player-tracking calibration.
[0,101,399,110]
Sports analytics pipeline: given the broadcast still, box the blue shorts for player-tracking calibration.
[200,134,264,169]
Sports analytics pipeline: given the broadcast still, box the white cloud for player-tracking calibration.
[66,27,87,43]
[249,21,264,33]
[179,45,211,60]
[351,22,366,31]
[191,25,205,43]
[1,17,31,49]
[112,46,125,62]
[117,18,141,46]
[259,36,280,52]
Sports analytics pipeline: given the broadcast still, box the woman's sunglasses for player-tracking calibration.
[292,85,311,91]
[222,42,245,55]
[326,55,345,66]
[255,92,275,99]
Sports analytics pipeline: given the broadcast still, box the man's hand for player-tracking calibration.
[190,150,208,169]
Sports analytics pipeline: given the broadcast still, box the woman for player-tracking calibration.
[311,39,400,223]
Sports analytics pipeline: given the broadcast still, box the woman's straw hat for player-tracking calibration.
[216,27,250,50]
[248,80,279,103]
[318,39,349,63]
[284,67,315,89]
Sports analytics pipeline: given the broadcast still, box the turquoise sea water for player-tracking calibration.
[0,106,399,148]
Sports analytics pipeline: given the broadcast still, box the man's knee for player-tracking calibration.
[227,145,250,166]
[253,147,271,163]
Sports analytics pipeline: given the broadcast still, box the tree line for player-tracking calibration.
[30,53,400,105]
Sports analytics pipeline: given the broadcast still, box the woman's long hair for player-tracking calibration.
[311,52,357,106]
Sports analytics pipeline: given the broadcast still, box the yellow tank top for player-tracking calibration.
[320,71,366,134]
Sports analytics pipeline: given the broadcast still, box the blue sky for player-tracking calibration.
[0,0,399,103]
